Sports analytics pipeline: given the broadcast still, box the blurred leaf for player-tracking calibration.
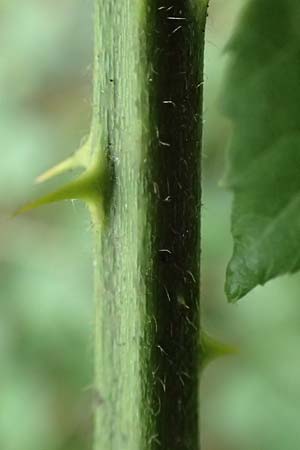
[222,0,300,302]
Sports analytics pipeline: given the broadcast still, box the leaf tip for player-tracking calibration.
[225,256,256,303]
[225,278,242,303]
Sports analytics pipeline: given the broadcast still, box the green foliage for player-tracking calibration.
[222,0,300,302]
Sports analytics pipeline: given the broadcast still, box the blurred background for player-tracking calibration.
[1,1,300,449]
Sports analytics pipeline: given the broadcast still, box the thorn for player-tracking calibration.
[14,179,82,216]
[35,138,91,184]
[218,171,231,188]
[14,169,102,217]
[200,331,238,370]
[35,156,77,184]
[217,177,228,188]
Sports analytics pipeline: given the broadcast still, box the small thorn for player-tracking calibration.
[218,176,228,188]
[200,331,238,370]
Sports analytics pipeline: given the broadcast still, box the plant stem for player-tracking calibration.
[91,2,207,449]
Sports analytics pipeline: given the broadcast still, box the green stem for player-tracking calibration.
[91,2,208,449]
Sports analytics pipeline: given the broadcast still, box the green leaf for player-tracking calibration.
[222,0,300,302]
